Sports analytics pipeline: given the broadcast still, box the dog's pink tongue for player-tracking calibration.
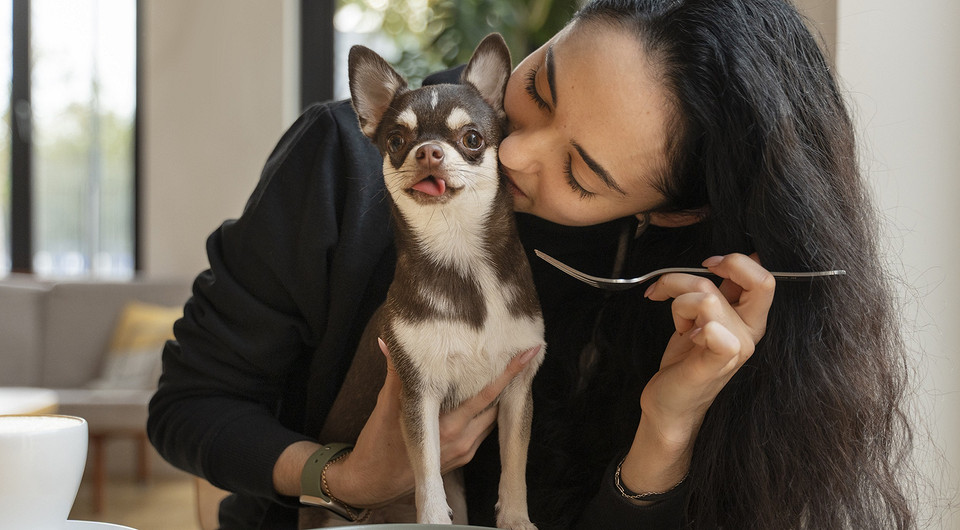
[412,176,446,197]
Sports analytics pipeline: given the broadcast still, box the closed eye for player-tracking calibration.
[564,154,594,199]
[524,67,550,111]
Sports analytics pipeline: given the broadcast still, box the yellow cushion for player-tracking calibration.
[88,301,181,390]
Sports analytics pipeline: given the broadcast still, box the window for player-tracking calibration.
[299,1,574,107]
[2,0,137,278]
[329,0,575,100]
[1,0,11,274]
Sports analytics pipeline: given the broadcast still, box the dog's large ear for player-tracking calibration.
[461,33,511,117]
[348,45,408,138]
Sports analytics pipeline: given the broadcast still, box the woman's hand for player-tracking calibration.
[324,341,542,508]
[620,253,775,495]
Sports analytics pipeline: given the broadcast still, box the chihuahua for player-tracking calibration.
[331,34,546,529]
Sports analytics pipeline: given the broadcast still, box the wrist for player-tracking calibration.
[615,456,688,503]
[273,440,321,497]
[320,448,357,505]
[299,443,368,521]
[621,414,695,497]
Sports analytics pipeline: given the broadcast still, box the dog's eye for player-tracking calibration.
[461,131,484,151]
[386,133,405,154]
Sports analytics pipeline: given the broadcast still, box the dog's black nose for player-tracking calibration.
[415,144,444,169]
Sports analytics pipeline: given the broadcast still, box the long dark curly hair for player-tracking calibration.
[529,0,915,528]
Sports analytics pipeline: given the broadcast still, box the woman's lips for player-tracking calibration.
[503,171,527,199]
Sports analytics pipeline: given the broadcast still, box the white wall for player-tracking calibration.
[140,0,299,278]
[794,0,837,63]
[835,0,960,525]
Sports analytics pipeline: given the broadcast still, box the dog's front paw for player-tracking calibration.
[419,500,453,525]
[496,512,537,530]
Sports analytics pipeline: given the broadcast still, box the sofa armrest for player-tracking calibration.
[0,279,51,385]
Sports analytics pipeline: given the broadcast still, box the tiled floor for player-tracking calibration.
[68,472,202,530]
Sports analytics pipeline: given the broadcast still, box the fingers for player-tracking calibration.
[442,345,540,468]
[376,337,402,405]
[688,321,742,375]
[645,253,774,340]
[702,253,775,330]
[377,337,396,373]
[377,339,541,421]
[645,254,772,303]
[460,345,542,419]
[440,404,498,472]
[669,291,724,335]
[364,339,539,498]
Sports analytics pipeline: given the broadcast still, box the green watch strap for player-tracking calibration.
[300,442,353,502]
[299,443,367,521]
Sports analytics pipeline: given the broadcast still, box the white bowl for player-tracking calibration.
[0,415,88,530]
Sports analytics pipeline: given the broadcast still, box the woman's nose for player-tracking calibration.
[499,128,545,174]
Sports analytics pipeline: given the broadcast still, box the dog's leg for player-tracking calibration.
[402,392,452,524]
[495,373,538,530]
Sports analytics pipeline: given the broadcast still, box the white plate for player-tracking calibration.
[65,521,137,529]
[312,526,496,529]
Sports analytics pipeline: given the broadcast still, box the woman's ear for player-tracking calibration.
[647,207,709,227]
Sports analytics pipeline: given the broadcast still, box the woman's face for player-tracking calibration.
[500,21,677,227]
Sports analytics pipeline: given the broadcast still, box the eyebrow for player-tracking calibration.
[545,45,558,107]
[572,141,627,196]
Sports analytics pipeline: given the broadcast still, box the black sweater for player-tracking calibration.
[148,72,688,529]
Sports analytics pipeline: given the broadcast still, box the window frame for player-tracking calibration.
[10,0,30,273]
[6,0,141,275]
[300,0,335,109]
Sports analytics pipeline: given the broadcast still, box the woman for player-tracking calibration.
[148,0,914,528]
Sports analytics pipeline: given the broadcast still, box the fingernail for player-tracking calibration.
[377,337,388,355]
[644,283,655,298]
[519,345,542,365]
[688,327,703,340]
[702,255,723,268]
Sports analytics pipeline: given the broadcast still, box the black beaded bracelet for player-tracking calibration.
[614,457,689,502]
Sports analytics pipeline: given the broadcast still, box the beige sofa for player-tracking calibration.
[0,273,192,512]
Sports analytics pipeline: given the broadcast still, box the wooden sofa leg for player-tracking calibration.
[137,431,151,483]
[90,433,106,514]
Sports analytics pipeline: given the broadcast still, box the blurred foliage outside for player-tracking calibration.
[33,103,134,276]
[30,0,136,277]
[0,104,134,276]
[336,0,580,87]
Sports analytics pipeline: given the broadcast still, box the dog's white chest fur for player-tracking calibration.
[392,259,544,404]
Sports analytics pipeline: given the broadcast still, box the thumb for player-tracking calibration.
[377,337,402,399]
[377,337,397,374]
